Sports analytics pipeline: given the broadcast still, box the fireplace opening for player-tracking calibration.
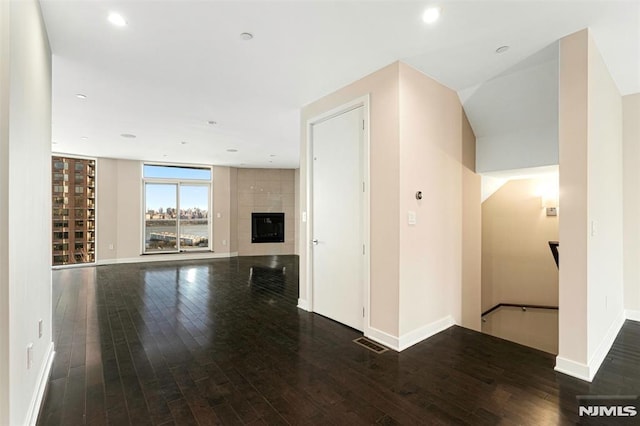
[252,213,285,243]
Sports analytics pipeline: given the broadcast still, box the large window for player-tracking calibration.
[143,164,211,253]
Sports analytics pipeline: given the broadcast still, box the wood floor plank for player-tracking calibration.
[37,256,640,425]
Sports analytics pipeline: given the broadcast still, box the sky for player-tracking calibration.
[144,165,210,211]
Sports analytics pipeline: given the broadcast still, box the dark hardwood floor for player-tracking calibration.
[38,255,640,425]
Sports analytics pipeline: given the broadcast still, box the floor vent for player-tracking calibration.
[353,337,389,354]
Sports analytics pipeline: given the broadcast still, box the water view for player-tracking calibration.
[145,221,209,251]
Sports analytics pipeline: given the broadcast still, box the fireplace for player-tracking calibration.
[252,213,285,243]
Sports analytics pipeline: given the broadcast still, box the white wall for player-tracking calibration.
[623,94,640,317]
[0,0,10,421]
[0,0,55,424]
[465,43,559,173]
[585,34,624,365]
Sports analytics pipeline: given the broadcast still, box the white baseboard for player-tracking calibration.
[587,309,626,379]
[297,299,311,311]
[366,327,400,351]
[96,251,238,265]
[626,309,640,322]
[554,356,591,382]
[398,315,455,351]
[365,315,455,352]
[27,342,54,426]
[555,309,626,382]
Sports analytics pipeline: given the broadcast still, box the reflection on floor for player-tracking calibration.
[482,306,558,354]
[39,256,640,425]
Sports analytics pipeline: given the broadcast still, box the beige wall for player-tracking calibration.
[585,33,624,360]
[97,162,296,262]
[61,163,287,264]
[558,29,590,366]
[300,61,482,342]
[96,158,117,260]
[397,63,470,335]
[237,168,296,255]
[212,166,232,254]
[461,111,482,331]
[229,167,238,253]
[557,29,624,379]
[97,158,142,261]
[300,62,401,336]
[294,168,300,255]
[0,0,54,423]
[481,179,559,312]
[623,93,640,314]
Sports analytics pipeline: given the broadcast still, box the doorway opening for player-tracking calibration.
[480,166,559,354]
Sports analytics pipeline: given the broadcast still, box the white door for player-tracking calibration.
[312,106,364,331]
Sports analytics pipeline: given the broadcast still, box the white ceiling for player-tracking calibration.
[40,0,640,169]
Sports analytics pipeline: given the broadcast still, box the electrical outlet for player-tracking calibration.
[108,243,114,250]
[222,239,227,246]
[38,319,43,338]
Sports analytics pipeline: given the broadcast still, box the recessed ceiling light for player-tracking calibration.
[180,141,188,145]
[208,120,217,125]
[226,149,238,152]
[163,154,168,158]
[80,136,88,140]
[108,12,127,27]
[240,32,254,41]
[269,154,276,157]
[75,94,87,99]
[52,141,58,145]
[120,133,136,138]
[422,7,441,24]
[496,46,510,54]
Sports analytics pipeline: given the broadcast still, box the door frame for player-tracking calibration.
[305,95,371,335]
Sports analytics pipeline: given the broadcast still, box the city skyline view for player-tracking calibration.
[143,164,211,212]
[145,183,209,212]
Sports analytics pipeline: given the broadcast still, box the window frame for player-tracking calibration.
[141,162,213,255]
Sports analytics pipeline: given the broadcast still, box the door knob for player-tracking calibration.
[312,239,319,245]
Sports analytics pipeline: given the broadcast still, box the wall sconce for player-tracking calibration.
[541,194,558,216]
[536,179,559,216]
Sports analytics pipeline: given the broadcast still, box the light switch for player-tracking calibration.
[591,220,597,236]
[302,212,307,222]
[408,211,417,225]
[216,212,221,218]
